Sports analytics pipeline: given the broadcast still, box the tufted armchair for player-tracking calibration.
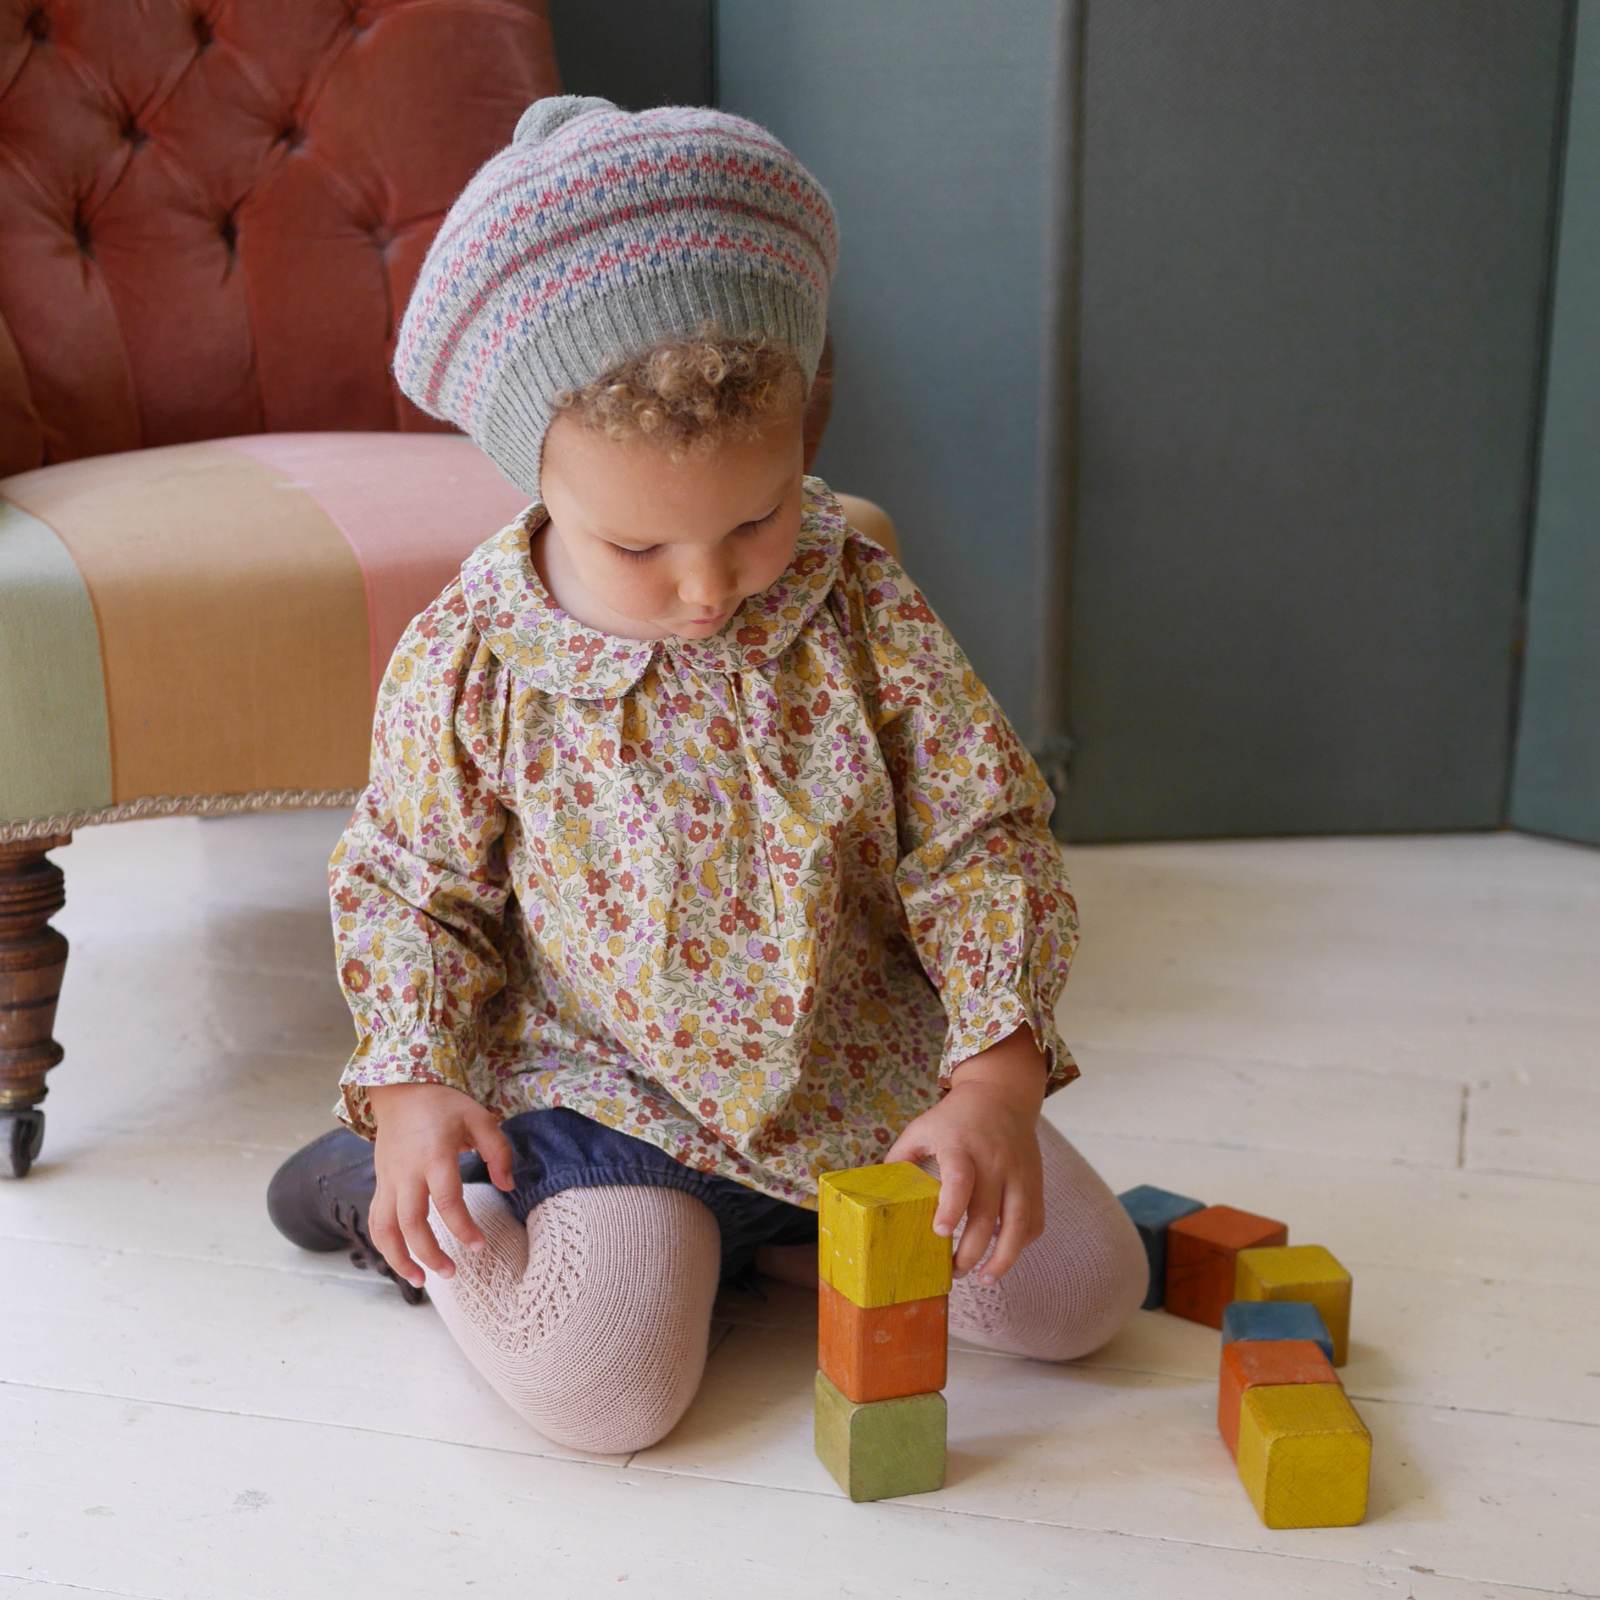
[0,0,879,1178]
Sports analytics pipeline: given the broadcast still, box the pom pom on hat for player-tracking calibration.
[513,95,615,146]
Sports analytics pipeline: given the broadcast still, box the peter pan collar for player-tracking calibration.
[462,474,848,699]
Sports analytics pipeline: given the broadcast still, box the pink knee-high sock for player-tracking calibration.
[423,1181,722,1454]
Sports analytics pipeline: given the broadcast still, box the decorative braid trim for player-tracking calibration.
[0,787,363,845]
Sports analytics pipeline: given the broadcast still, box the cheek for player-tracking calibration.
[578,548,670,614]
[749,519,803,588]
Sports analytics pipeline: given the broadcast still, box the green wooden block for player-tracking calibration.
[813,1369,946,1502]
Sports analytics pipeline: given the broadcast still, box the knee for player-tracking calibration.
[520,1361,705,1455]
[501,1186,722,1454]
[953,1194,1148,1363]
[1030,1197,1149,1362]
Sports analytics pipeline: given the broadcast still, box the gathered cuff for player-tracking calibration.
[332,1031,479,1141]
[935,971,1080,1099]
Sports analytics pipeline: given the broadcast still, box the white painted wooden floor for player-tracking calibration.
[3,814,1597,1599]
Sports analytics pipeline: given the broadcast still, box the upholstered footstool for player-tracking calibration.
[0,430,895,1175]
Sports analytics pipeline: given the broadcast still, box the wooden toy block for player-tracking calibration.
[1217,1338,1339,1457]
[814,1369,947,1502]
[1117,1184,1206,1309]
[818,1277,948,1404]
[818,1162,952,1309]
[1164,1205,1288,1328]
[1235,1382,1371,1528]
[1221,1299,1335,1365]
[1235,1244,1353,1366]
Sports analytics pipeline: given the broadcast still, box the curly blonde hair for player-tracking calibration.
[552,329,807,460]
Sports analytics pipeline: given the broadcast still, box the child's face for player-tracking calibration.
[537,408,807,641]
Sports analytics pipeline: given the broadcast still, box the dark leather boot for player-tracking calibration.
[266,1127,484,1305]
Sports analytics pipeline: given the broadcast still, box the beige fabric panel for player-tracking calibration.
[1,443,373,802]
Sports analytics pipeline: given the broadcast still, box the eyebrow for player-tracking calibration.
[601,476,791,546]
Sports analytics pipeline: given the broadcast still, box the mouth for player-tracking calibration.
[682,606,736,628]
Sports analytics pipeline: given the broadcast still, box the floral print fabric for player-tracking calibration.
[330,475,1080,1208]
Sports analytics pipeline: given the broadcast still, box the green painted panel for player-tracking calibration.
[1512,2,1600,845]
[1061,0,1570,840]
[716,0,1057,738]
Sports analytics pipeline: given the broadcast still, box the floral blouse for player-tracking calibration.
[329,475,1080,1208]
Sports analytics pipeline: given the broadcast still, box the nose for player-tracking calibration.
[679,559,740,613]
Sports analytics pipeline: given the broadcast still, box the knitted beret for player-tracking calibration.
[393,95,839,504]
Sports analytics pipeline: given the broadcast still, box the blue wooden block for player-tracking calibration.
[1221,1300,1336,1365]
[1118,1184,1206,1310]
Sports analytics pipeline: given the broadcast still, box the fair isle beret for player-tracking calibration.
[393,95,839,504]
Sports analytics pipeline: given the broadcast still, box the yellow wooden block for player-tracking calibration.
[818,1163,952,1309]
[1236,1383,1371,1529]
[1234,1244,1353,1366]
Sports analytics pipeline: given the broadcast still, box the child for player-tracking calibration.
[267,96,1146,1455]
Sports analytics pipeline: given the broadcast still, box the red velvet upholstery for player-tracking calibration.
[0,0,561,474]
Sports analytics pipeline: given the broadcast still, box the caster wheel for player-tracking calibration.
[5,1108,46,1177]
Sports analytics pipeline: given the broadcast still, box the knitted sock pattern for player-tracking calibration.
[424,1181,722,1454]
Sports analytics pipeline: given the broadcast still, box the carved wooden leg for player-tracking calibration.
[0,833,70,1177]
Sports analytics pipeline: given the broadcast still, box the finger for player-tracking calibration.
[367,1185,426,1290]
[953,1181,1003,1278]
[931,1151,976,1241]
[975,1186,1036,1284]
[471,1115,518,1192]
[396,1179,457,1281]
[882,1126,923,1167]
[427,1161,487,1255]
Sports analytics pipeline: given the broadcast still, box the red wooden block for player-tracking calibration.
[818,1277,948,1403]
[1165,1205,1288,1327]
[1217,1338,1339,1457]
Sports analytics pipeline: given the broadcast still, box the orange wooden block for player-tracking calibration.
[1218,1338,1339,1457]
[1165,1205,1288,1327]
[818,1277,948,1403]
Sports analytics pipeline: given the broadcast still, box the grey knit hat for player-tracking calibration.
[393,96,839,504]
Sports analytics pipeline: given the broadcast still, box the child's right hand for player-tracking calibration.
[367,1082,517,1290]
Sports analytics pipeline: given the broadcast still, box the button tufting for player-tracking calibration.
[219,213,238,253]
[24,6,49,40]
[122,118,148,149]
[278,124,304,149]
[72,214,91,254]
[192,12,214,48]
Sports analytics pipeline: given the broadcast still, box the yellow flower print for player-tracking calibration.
[779,815,811,848]
[983,908,1015,940]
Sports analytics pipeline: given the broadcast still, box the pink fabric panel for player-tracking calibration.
[225,432,529,695]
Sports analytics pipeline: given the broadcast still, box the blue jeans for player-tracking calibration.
[460,1106,819,1287]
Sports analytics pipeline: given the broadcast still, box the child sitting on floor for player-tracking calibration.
[267,95,1145,1455]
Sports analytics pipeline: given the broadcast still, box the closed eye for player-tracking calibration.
[608,504,781,561]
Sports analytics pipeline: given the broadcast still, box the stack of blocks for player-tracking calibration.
[1119,1184,1369,1529]
[814,1163,953,1502]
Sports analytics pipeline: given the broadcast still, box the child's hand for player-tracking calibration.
[883,1029,1049,1286]
[367,1083,517,1290]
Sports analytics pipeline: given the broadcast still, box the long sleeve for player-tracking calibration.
[329,585,514,1139]
[845,537,1081,1096]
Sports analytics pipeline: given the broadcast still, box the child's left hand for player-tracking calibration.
[883,1027,1049,1286]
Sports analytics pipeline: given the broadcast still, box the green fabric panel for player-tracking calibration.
[1512,2,1600,845]
[0,498,113,825]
